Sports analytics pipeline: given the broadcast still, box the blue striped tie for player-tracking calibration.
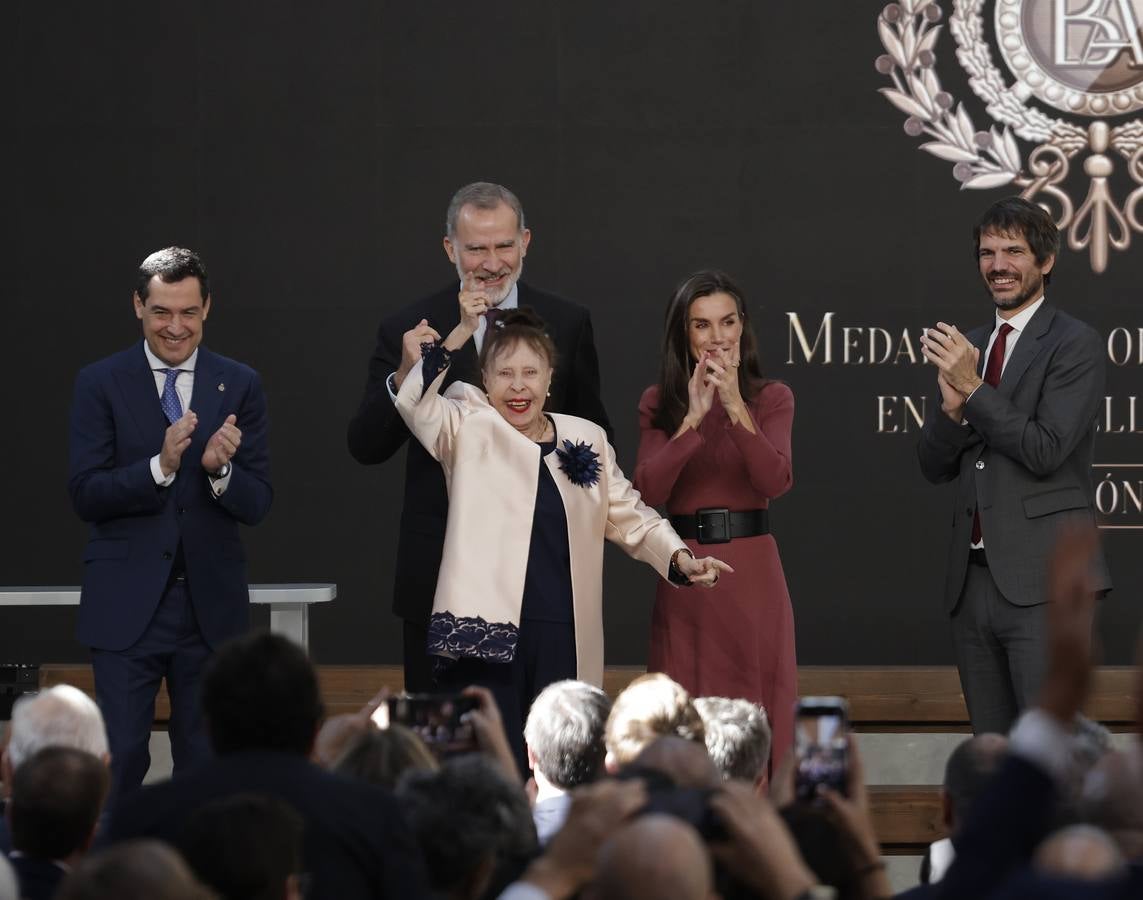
[160,368,183,424]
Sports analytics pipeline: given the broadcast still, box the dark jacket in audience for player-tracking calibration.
[108,749,426,900]
[7,854,68,900]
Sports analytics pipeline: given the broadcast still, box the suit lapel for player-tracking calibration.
[189,348,225,425]
[113,343,167,445]
[998,304,1054,396]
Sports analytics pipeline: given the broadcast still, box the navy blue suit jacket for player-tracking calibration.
[68,342,272,651]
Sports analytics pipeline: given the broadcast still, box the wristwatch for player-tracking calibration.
[208,462,231,480]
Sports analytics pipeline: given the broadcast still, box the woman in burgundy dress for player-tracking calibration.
[634,270,796,766]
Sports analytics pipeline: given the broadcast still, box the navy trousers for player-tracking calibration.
[91,576,213,809]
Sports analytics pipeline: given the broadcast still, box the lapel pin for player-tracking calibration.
[218,383,226,392]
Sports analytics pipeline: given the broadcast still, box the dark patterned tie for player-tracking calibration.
[484,306,504,330]
[160,368,183,424]
[971,322,1014,544]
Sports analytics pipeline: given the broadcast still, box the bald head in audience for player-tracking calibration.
[604,674,704,772]
[2,686,109,795]
[589,814,714,900]
[1080,746,1143,860]
[942,732,1009,834]
[1034,824,1126,882]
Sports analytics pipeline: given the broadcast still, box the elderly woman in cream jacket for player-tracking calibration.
[395,288,730,761]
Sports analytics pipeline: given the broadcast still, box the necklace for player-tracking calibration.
[526,417,552,443]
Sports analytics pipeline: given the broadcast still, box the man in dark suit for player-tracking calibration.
[68,247,272,804]
[107,632,430,900]
[918,197,1111,735]
[348,182,611,691]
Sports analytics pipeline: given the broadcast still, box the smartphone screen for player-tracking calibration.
[374,693,479,758]
[794,697,849,803]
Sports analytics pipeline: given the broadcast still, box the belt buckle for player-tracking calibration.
[696,507,731,544]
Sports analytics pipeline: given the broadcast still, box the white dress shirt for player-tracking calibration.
[142,342,230,496]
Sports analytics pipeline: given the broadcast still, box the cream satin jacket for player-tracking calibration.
[395,357,686,687]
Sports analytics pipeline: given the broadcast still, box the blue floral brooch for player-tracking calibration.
[556,439,601,488]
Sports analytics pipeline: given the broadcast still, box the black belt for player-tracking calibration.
[968,548,988,567]
[669,508,769,544]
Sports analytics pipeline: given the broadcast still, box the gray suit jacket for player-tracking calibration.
[917,302,1111,611]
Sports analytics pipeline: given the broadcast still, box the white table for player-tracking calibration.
[0,584,336,650]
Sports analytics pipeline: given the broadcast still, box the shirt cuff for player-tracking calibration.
[386,371,399,403]
[150,455,176,487]
[964,383,984,404]
[1009,709,1073,783]
[208,467,233,498]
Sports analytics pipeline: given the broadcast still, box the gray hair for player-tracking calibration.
[7,685,109,769]
[694,696,771,783]
[524,680,611,789]
[445,182,526,237]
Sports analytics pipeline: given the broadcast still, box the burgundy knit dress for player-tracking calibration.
[634,382,797,764]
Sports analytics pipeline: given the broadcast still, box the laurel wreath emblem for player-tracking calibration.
[875,0,1143,272]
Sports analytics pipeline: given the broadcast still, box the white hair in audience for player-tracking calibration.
[693,696,771,783]
[7,685,109,769]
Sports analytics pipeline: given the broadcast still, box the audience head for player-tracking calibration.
[630,736,720,789]
[605,674,704,772]
[2,685,109,793]
[180,794,304,900]
[201,632,324,757]
[333,725,438,789]
[942,732,1009,832]
[398,754,537,900]
[694,696,771,787]
[1034,824,1126,881]
[8,746,108,863]
[1079,747,1143,860]
[589,814,713,900]
[525,679,611,789]
[56,840,216,900]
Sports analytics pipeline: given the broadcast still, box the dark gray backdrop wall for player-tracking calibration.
[4,1,1140,665]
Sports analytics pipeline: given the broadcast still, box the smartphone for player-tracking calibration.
[793,696,850,803]
[371,692,479,758]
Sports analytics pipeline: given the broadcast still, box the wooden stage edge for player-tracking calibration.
[35,663,1135,854]
[39,663,1138,726]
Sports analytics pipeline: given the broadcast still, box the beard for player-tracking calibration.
[986,270,1043,311]
[457,258,525,307]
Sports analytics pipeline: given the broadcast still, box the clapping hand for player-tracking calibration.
[201,414,241,474]
[680,351,717,434]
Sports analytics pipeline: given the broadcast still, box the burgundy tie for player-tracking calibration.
[484,307,503,330]
[971,322,1014,544]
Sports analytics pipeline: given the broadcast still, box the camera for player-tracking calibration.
[371,692,479,758]
[794,696,850,803]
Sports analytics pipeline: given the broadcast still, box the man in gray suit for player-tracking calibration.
[918,196,1111,735]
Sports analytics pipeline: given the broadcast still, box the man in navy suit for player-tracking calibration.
[348,182,610,691]
[68,247,272,805]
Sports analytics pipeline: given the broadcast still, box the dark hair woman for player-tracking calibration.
[634,270,796,770]
[394,283,731,771]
